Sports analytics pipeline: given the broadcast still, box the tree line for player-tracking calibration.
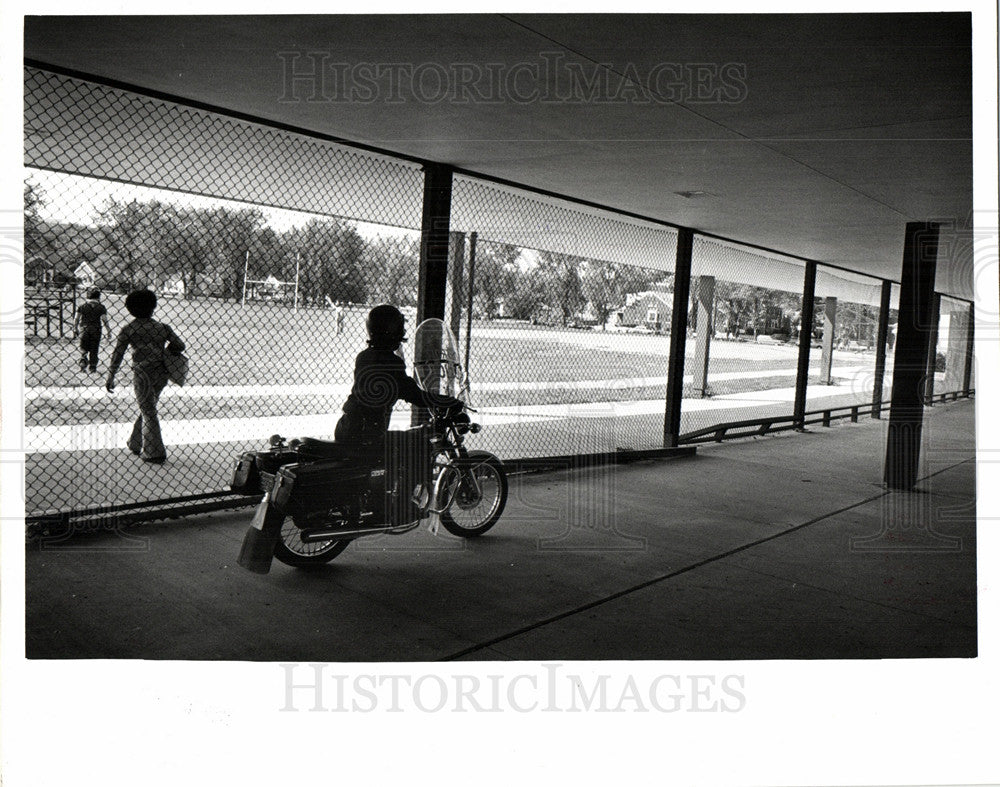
[24,180,885,341]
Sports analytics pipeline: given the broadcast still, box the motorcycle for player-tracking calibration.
[233,318,508,573]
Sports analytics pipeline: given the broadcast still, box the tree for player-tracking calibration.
[362,234,419,306]
[98,199,173,290]
[24,178,46,263]
[471,241,519,319]
[582,261,622,329]
[194,205,267,300]
[504,269,549,321]
[284,218,369,306]
[537,251,585,326]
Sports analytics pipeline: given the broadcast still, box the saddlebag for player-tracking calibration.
[385,425,433,527]
[271,460,372,518]
[230,449,300,495]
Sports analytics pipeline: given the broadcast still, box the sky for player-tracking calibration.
[26,167,418,241]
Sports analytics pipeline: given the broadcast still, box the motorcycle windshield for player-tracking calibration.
[413,318,468,404]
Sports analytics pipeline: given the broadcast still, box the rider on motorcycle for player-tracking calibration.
[334,304,464,446]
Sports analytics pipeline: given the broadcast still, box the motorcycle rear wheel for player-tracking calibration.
[439,452,508,538]
[273,515,350,567]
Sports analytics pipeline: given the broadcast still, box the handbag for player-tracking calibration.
[164,349,189,386]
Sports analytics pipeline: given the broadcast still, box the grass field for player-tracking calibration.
[25,294,868,416]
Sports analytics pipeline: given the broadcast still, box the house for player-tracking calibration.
[160,272,186,298]
[73,260,96,289]
[619,290,672,332]
[24,255,54,288]
[24,255,78,289]
[763,304,792,335]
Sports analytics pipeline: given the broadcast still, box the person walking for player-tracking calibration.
[105,289,185,464]
[73,288,111,372]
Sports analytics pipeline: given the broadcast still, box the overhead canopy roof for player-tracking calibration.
[23,13,974,297]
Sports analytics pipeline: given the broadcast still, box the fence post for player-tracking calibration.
[885,222,939,490]
[819,296,837,384]
[793,261,817,430]
[664,228,694,447]
[962,303,975,393]
[463,232,477,384]
[943,301,969,393]
[871,280,892,418]
[922,292,941,404]
[448,231,466,343]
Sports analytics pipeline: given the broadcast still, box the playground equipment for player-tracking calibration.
[24,284,78,339]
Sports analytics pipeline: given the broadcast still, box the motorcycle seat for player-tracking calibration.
[297,437,378,463]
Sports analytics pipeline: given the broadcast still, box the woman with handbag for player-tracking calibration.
[105,289,186,464]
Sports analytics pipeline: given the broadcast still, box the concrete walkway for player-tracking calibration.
[25,399,976,661]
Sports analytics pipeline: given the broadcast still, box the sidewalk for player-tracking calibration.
[25,398,976,661]
[25,365,875,452]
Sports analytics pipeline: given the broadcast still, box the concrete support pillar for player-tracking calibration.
[691,275,714,397]
[943,307,970,393]
[793,262,817,430]
[663,228,694,448]
[884,222,939,491]
[871,281,893,418]
[819,296,837,385]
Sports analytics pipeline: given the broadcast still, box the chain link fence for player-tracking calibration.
[934,295,974,397]
[24,66,424,517]
[449,175,680,459]
[807,267,893,412]
[682,236,806,436]
[22,65,974,520]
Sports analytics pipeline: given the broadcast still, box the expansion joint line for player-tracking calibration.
[440,457,973,661]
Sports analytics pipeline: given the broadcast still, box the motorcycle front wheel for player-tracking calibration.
[439,451,508,538]
[273,515,350,568]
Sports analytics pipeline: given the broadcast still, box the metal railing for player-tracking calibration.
[678,389,974,445]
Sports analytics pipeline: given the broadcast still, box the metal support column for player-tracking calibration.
[448,230,466,342]
[413,164,454,425]
[819,295,837,385]
[884,222,939,490]
[962,303,975,393]
[664,228,694,447]
[871,280,892,418]
[416,163,453,325]
[692,275,715,397]
[792,261,817,430]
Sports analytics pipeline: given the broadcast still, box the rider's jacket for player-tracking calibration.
[335,343,461,446]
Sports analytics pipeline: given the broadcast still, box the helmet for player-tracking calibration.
[366,304,406,345]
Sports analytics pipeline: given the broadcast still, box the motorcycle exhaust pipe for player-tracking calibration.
[299,523,404,543]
